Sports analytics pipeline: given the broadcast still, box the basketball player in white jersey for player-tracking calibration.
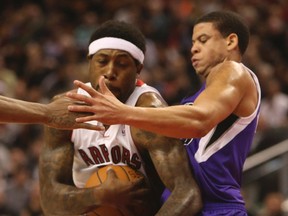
[39,20,202,216]
[67,11,261,216]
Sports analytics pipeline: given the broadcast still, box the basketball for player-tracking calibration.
[85,165,144,216]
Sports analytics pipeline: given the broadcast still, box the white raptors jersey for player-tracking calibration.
[71,81,162,188]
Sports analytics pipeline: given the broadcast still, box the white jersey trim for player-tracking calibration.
[195,64,261,162]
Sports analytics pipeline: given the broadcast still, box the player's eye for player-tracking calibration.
[115,57,130,68]
[117,61,129,67]
[96,57,108,65]
[199,36,208,44]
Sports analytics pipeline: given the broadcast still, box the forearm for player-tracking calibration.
[40,149,103,215]
[0,96,48,124]
[40,127,98,215]
[124,105,208,138]
[145,137,202,216]
[155,163,202,215]
[156,187,199,216]
[40,181,104,215]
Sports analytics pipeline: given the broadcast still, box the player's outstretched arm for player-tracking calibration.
[0,94,103,130]
[0,95,48,124]
[67,78,205,138]
[68,62,248,138]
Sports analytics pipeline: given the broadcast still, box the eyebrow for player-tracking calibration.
[96,50,131,57]
[116,52,131,58]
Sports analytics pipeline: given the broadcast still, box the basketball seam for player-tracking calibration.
[119,165,131,181]
[96,169,103,184]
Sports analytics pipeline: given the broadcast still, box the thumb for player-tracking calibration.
[106,166,118,180]
[99,76,114,96]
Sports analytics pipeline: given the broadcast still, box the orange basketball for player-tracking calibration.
[85,165,144,216]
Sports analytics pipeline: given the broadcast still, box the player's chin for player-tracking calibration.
[109,89,121,99]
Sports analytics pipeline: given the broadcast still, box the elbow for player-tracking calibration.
[192,128,208,138]
[40,182,68,215]
[40,185,57,215]
[191,120,213,138]
[185,187,203,215]
[40,195,54,215]
[183,109,216,138]
[172,179,203,215]
[169,183,203,215]
[194,108,219,137]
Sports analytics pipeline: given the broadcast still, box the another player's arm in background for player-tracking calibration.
[131,92,203,216]
[0,95,49,124]
[0,94,101,130]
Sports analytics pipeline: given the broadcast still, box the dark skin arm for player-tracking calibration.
[131,92,202,216]
[45,92,104,130]
[0,94,102,130]
[39,127,97,215]
[39,121,150,215]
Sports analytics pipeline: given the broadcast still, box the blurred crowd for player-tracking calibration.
[0,0,287,215]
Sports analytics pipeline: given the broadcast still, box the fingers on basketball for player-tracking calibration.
[84,165,145,216]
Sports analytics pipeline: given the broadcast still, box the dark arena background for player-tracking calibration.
[0,0,288,215]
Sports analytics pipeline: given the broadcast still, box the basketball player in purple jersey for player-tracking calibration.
[67,10,261,215]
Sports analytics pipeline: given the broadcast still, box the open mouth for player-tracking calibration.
[192,59,199,67]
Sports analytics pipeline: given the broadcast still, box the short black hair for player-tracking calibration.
[194,11,250,55]
[89,20,146,55]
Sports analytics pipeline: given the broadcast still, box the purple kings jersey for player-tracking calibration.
[161,64,261,214]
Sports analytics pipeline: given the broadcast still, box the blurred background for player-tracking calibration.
[0,0,287,215]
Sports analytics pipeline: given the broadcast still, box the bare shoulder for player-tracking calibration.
[208,61,252,86]
[218,61,258,116]
[220,61,255,87]
[136,91,167,108]
[204,61,257,117]
[131,91,168,149]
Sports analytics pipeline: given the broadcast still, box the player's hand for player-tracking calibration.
[100,168,152,216]
[46,93,104,130]
[66,77,127,125]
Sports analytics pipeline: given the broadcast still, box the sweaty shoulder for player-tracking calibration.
[131,91,168,148]
[135,92,167,108]
[208,61,247,84]
[208,61,258,117]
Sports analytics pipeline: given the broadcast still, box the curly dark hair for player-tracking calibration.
[89,20,146,55]
[194,10,250,55]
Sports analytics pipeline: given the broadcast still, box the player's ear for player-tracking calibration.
[226,33,238,51]
[136,63,143,74]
